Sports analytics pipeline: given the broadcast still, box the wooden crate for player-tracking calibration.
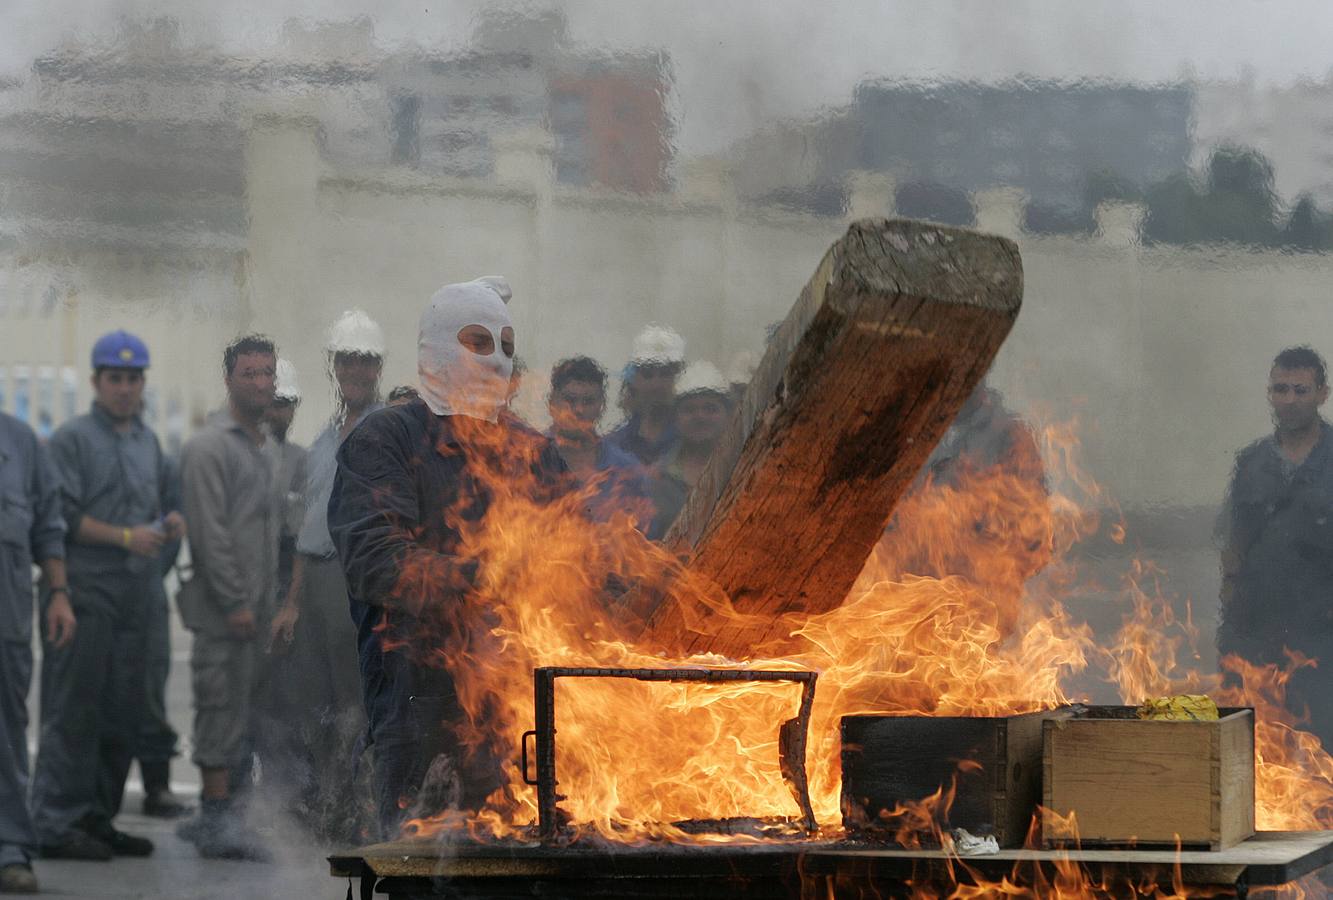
[1042,706,1255,850]
[841,709,1076,847]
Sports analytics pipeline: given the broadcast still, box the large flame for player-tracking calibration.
[388,411,1333,894]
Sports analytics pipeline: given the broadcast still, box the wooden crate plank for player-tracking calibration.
[1221,710,1256,848]
[1043,707,1255,849]
[641,218,1023,657]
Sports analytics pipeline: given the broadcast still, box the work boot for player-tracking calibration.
[143,787,191,818]
[191,799,273,863]
[81,817,154,857]
[39,830,112,861]
[0,863,37,894]
[141,761,191,818]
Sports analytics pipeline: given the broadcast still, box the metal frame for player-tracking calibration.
[520,666,818,841]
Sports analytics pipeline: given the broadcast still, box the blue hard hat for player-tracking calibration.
[91,330,150,370]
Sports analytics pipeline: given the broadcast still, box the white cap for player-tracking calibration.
[675,360,729,400]
[274,358,301,402]
[327,309,385,357]
[630,323,685,367]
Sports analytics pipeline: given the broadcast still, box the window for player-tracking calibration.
[13,366,30,426]
[36,366,54,438]
[391,93,421,165]
[61,366,76,421]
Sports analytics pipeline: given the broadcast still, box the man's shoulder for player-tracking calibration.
[341,401,426,457]
[49,411,99,445]
[355,401,422,435]
[1235,434,1275,466]
[597,438,641,471]
[181,416,234,461]
[0,412,39,453]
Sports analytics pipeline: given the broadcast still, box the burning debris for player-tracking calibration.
[319,219,1333,899]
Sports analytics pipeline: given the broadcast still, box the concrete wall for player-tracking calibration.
[3,114,1330,526]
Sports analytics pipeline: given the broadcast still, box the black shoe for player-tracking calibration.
[0,862,37,894]
[87,823,154,857]
[143,788,192,819]
[40,830,113,861]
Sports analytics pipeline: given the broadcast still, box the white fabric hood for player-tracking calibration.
[418,276,514,421]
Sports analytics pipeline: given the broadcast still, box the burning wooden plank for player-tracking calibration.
[642,218,1023,657]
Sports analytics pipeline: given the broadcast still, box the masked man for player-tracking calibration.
[329,277,564,839]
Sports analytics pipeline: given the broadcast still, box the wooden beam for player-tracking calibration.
[642,218,1023,657]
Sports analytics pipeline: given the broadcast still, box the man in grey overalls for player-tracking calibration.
[175,335,281,861]
[31,330,181,861]
[0,411,72,893]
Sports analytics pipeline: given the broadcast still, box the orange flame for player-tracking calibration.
[384,411,1333,895]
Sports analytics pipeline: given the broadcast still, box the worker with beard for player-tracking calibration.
[329,277,565,839]
[646,361,732,540]
[267,313,384,843]
[605,324,686,465]
[174,335,281,861]
[32,331,180,861]
[1219,345,1333,747]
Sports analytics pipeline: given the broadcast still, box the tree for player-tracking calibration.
[1143,146,1281,247]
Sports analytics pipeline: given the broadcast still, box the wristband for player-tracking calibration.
[122,527,132,548]
[50,586,69,596]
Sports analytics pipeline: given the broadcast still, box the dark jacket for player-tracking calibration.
[328,399,565,756]
[1219,421,1333,663]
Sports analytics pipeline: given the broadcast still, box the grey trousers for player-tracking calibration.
[259,555,368,840]
[135,575,178,766]
[0,638,35,864]
[31,571,151,842]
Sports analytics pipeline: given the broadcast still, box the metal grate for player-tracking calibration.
[520,666,819,841]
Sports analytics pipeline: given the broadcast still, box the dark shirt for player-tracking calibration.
[0,412,65,642]
[548,432,652,527]
[328,399,565,749]
[48,403,174,580]
[1218,421,1333,663]
[646,445,690,542]
[604,415,678,466]
[919,386,1046,491]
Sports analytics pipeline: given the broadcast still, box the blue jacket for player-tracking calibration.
[328,399,565,756]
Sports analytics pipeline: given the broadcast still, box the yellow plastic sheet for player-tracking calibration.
[1136,694,1219,721]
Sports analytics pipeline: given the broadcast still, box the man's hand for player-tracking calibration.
[46,591,76,649]
[163,511,187,541]
[267,603,299,653]
[126,525,166,558]
[226,607,257,641]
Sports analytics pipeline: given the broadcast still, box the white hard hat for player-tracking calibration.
[726,350,757,386]
[327,309,385,357]
[274,358,301,402]
[630,323,685,367]
[675,360,729,400]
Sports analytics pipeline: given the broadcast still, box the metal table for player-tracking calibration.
[329,830,1333,899]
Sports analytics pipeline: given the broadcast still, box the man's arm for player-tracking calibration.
[328,416,473,616]
[48,427,164,555]
[180,437,249,614]
[158,444,186,540]
[30,441,74,647]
